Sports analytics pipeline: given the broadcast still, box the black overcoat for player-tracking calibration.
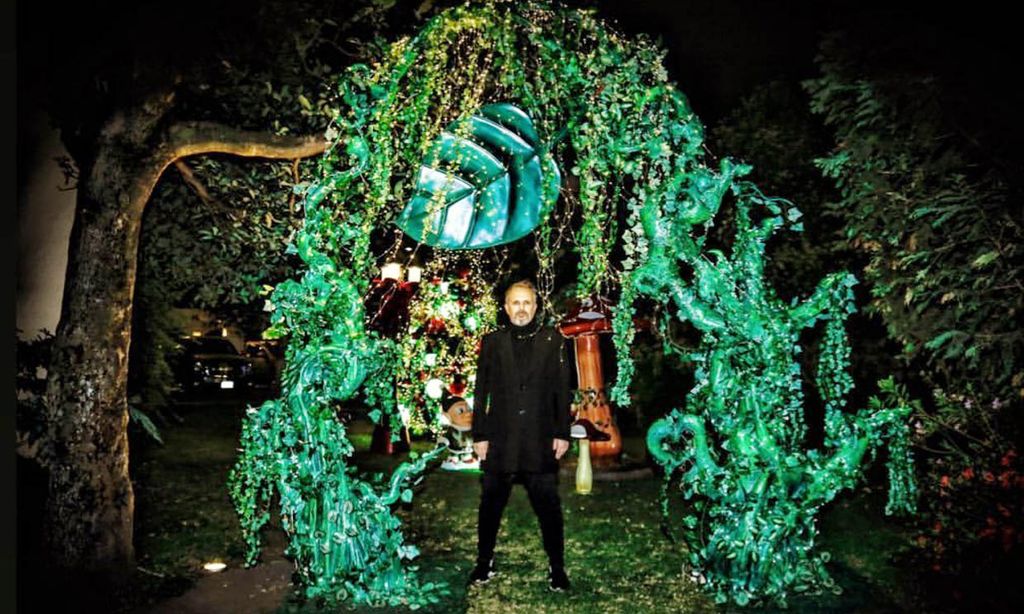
[470,324,573,473]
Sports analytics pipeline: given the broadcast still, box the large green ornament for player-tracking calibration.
[396,103,560,249]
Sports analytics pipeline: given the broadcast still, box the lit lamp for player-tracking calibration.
[381,262,403,282]
[407,265,422,284]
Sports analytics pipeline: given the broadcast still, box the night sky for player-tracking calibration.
[18,0,1024,169]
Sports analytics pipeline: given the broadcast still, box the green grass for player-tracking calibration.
[133,401,250,575]
[131,398,929,613]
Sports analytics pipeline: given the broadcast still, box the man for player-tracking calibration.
[468,279,573,592]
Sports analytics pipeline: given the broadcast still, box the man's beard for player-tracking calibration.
[513,312,531,325]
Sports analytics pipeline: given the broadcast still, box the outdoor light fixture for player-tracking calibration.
[191,330,202,337]
[424,378,445,400]
[203,561,227,572]
[381,262,403,281]
[407,265,422,284]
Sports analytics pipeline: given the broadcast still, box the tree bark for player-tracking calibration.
[41,94,326,573]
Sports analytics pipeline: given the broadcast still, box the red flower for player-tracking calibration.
[983,471,996,483]
[1001,449,1018,467]
[933,521,943,533]
[1002,527,1015,552]
[940,475,951,488]
[999,471,1015,489]
[961,467,975,480]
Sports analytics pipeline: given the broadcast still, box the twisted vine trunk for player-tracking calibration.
[39,91,326,574]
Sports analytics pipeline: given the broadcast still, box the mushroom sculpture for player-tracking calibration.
[558,295,623,468]
[570,418,611,494]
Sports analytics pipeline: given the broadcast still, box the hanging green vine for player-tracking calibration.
[229,0,916,608]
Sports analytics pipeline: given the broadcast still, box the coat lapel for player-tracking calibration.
[497,324,548,386]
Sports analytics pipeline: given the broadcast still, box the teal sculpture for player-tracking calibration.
[397,103,561,249]
[228,0,916,608]
[636,177,918,606]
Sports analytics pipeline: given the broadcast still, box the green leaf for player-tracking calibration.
[971,250,999,269]
[396,103,561,249]
[128,405,164,445]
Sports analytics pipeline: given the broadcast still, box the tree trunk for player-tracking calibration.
[41,106,170,572]
[40,94,326,574]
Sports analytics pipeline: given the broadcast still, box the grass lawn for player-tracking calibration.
[129,395,931,613]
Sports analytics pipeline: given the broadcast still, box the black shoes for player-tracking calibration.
[467,558,497,586]
[469,559,570,591]
[548,566,571,592]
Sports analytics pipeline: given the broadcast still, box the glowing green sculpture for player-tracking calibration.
[636,178,918,606]
[228,0,916,608]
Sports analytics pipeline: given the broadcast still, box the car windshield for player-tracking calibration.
[188,338,239,355]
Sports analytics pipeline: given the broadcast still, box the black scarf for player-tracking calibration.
[509,314,543,343]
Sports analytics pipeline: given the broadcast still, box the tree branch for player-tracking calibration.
[173,160,214,203]
[172,160,241,218]
[165,121,327,162]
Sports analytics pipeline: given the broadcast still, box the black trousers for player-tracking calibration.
[477,471,565,569]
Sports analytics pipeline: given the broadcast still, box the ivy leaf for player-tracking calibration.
[396,103,561,249]
[971,250,999,269]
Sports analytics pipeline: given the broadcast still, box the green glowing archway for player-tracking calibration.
[228,1,916,608]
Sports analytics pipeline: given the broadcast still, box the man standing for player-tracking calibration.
[468,279,573,592]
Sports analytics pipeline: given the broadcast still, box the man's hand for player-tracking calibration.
[552,438,570,460]
[473,440,489,461]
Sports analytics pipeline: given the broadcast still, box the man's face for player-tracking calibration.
[504,286,537,326]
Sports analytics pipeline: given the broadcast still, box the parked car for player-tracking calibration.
[171,336,252,394]
[243,339,284,391]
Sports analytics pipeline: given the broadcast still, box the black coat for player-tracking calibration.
[470,324,573,473]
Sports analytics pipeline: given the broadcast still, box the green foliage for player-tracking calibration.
[128,405,165,446]
[708,80,838,301]
[803,34,1024,595]
[132,0,418,409]
[803,33,1024,402]
[16,330,56,462]
[902,385,1024,604]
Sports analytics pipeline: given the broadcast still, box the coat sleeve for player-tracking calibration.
[552,336,573,441]
[471,334,493,442]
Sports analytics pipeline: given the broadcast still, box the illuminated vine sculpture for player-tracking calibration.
[228,0,916,607]
[637,175,918,606]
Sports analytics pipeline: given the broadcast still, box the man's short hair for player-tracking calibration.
[504,279,537,300]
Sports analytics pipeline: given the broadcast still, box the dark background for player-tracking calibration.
[17,0,1024,175]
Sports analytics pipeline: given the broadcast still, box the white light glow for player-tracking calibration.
[425,378,445,400]
[381,262,402,281]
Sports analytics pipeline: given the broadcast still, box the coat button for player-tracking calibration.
[518,408,526,415]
